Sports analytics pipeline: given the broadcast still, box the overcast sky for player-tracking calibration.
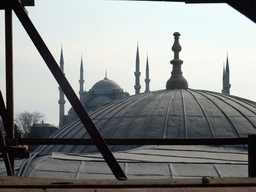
[0,0,256,126]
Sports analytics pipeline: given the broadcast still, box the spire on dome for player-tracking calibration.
[104,70,108,80]
[166,32,188,90]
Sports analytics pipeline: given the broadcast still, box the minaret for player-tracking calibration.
[225,54,231,94]
[58,46,66,127]
[134,43,141,94]
[222,53,231,94]
[166,32,188,89]
[79,55,84,100]
[145,54,150,92]
[222,62,226,93]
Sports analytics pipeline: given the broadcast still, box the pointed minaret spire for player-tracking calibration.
[222,53,231,94]
[222,62,226,93]
[60,45,64,71]
[226,53,230,84]
[59,46,66,127]
[79,55,85,100]
[134,42,141,94]
[166,32,188,90]
[145,54,150,92]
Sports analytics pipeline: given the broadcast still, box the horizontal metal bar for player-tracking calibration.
[0,151,30,158]
[0,146,27,155]
[5,139,17,146]
[13,138,248,145]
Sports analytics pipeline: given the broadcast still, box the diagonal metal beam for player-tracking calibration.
[10,0,126,180]
[227,0,256,24]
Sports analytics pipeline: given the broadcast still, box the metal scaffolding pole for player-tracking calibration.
[5,8,15,175]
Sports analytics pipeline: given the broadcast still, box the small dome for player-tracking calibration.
[91,78,121,90]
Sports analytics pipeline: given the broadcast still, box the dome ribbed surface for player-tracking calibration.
[36,89,256,155]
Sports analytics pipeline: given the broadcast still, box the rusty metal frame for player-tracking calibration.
[0,0,256,179]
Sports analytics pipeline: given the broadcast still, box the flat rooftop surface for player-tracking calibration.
[20,145,248,179]
[0,176,256,191]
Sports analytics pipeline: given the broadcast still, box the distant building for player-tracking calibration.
[29,121,59,139]
[65,74,130,125]
[58,50,130,127]
[28,121,59,151]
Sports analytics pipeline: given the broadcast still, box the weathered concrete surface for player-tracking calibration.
[0,176,256,191]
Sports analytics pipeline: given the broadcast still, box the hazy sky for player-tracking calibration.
[0,0,256,126]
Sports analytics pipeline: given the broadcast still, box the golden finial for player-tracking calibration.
[104,70,108,80]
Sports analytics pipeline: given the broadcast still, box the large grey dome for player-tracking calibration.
[90,78,122,91]
[36,89,256,155]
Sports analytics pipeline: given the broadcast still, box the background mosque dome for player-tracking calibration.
[59,61,129,127]
[90,77,122,91]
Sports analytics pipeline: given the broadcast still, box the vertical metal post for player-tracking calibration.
[5,9,14,138]
[248,134,256,177]
[5,8,15,175]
